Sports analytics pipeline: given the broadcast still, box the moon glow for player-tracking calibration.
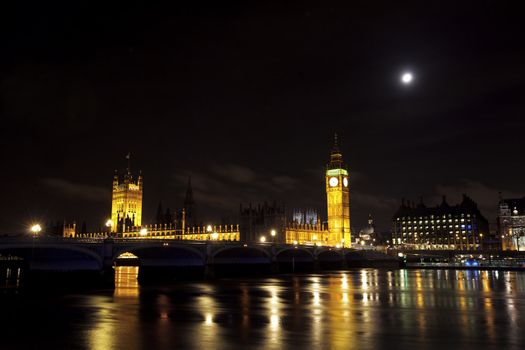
[401,72,413,84]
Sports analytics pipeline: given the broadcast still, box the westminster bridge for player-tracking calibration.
[0,237,399,274]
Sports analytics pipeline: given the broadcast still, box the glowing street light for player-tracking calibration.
[260,236,266,243]
[139,228,148,236]
[206,225,213,233]
[105,219,114,228]
[30,224,42,235]
[211,232,219,240]
[270,229,276,244]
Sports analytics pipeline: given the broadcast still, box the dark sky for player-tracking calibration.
[1,1,525,235]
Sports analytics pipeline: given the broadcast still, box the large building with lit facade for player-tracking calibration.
[284,134,352,247]
[498,197,525,251]
[392,195,489,250]
[75,135,351,247]
[110,169,143,233]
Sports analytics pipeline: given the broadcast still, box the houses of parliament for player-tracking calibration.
[72,136,352,247]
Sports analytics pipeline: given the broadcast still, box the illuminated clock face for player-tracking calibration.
[343,177,348,187]
[329,177,339,187]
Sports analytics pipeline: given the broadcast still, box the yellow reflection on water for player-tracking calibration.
[114,266,139,298]
[85,269,525,349]
[361,270,368,290]
[265,284,282,347]
[87,297,117,350]
[240,283,250,327]
[195,290,218,348]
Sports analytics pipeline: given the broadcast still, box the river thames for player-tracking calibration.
[1,268,524,349]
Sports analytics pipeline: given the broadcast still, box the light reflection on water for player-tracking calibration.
[1,268,524,349]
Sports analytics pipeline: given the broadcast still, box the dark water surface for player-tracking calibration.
[1,267,524,349]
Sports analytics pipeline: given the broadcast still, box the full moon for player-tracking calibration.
[401,72,413,84]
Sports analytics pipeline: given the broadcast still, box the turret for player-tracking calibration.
[110,155,143,234]
[327,133,345,170]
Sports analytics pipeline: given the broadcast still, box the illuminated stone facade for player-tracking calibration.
[285,135,351,247]
[498,197,525,251]
[122,224,240,241]
[325,135,351,247]
[392,195,489,250]
[240,202,286,243]
[285,222,329,245]
[62,223,76,238]
[111,170,143,232]
[74,136,352,247]
[78,224,240,241]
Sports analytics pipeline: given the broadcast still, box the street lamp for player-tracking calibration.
[30,224,42,236]
[29,224,41,267]
[271,229,276,243]
[105,219,114,233]
[139,228,148,237]
[260,236,266,243]
[479,233,483,250]
[211,232,219,240]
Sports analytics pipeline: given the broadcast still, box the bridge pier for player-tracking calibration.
[101,239,116,287]
[204,264,215,279]
[101,265,115,288]
[313,256,320,272]
[271,260,280,274]
[204,244,215,279]
[341,251,348,269]
[270,245,279,273]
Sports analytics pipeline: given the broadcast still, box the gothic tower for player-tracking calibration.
[110,163,143,233]
[325,134,351,247]
[183,176,197,227]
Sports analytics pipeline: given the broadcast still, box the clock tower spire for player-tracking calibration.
[326,133,351,247]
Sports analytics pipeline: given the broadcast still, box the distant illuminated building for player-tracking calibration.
[240,202,287,243]
[183,177,199,227]
[73,135,351,247]
[62,222,76,238]
[285,134,351,247]
[357,215,375,246]
[292,209,319,225]
[325,134,351,246]
[498,196,525,251]
[392,195,489,250]
[111,168,143,233]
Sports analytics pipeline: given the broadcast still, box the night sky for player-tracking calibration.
[2,1,525,235]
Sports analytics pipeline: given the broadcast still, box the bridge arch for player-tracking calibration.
[0,244,103,269]
[275,247,314,258]
[212,245,271,262]
[114,244,205,261]
[113,244,206,266]
[317,249,343,261]
[274,247,315,264]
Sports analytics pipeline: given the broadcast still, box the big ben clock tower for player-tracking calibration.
[326,134,351,247]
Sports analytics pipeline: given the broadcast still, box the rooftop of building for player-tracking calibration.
[500,197,525,215]
[393,194,487,221]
